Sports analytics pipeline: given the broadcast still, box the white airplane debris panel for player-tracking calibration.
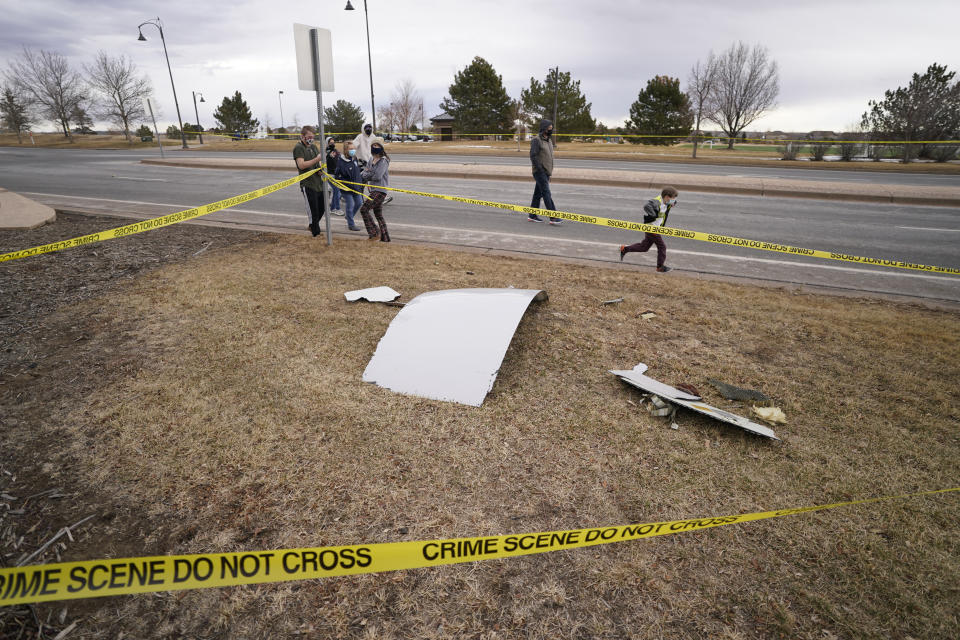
[363,288,545,406]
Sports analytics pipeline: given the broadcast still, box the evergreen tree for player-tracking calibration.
[861,63,960,162]
[70,103,95,134]
[183,122,203,140]
[440,57,513,137]
[623,76,693,145]
[324,99,366,134]
[0,86,33,143]
[520,69,595,135]
[213,91,260,138]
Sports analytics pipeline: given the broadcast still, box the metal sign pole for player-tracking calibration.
[311,28,332,246]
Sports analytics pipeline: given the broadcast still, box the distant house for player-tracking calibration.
[763,130,791,141]
[430,112,454,141]
[807,130,837,140]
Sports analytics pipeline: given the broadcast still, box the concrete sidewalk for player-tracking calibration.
[0,187,56,229]
[141,157,960,207]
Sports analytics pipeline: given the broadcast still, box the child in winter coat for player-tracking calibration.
[334,141,365,231]
[619,186,678,272]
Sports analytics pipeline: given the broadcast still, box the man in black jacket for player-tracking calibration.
[528,119,561,225]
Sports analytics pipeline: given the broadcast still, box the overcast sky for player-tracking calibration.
[3,0,958,133]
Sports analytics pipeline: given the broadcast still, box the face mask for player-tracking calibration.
[348,149,356,157]
[371,147,383,156]
[364,128,372,135]
[667,198,677,206]
[544,129,552,137]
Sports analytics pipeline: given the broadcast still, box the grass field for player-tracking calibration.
[8,231,958,638]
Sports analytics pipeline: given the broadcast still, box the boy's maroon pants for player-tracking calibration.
[624,233,666,267]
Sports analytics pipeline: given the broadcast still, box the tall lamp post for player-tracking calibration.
[191,91,205,145]
[138,17,188,150]
[278,90,286,132]
[551,66,560,149]
[344,1,376,131]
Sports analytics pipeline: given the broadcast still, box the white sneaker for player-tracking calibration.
[331,209,345,217]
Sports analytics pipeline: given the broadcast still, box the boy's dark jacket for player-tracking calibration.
[643,197,671,225]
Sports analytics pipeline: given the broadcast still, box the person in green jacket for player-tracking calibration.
[292,126,326,237]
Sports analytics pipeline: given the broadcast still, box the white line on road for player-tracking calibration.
[897,226,960,232]
[112,176,167,182]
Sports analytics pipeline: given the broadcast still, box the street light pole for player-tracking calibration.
[278,90,285,131]
[138,17,188,150]
[345,1,376,131]
[191,91,204,145]
[552,66,560,149]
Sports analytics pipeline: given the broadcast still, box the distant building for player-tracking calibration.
[807,130,838,140]
[429,112,454,141]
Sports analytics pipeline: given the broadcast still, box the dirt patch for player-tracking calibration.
[1,214,959,638]
[0,214,268,635]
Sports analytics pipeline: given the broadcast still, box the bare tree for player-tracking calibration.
[687,52,718,158]
[4,47,85,140]
[377,102,400,133]
[708,42,779,149]
[0,85,34,143]
[389,78,422,132]
[85,51,152,143]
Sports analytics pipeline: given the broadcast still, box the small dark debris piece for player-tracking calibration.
[465,271,475,275]
[398,527,409,535]
[707,378,769,404]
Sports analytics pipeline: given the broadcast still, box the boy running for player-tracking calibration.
[619,186,678,272]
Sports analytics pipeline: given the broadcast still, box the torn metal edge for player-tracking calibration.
[610,363,779,440]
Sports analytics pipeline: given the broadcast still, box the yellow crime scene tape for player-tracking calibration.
[0,169,320,264]
[3,169,957,276]
[1,488,956,606]
[332,178,960,276]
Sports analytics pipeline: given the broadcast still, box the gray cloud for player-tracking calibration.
[2,0,957,132]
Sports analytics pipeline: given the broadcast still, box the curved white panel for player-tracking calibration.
[363,288,546,406]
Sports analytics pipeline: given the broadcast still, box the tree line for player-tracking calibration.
[435,43,958,162]
[3,43,958,162]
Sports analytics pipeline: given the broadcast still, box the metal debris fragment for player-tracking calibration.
[611,363,779,440]
[707,378,770,404]
[344,286,401,303]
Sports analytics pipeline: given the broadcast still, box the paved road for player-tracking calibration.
[3,146,959,187]
[2,148,959,303]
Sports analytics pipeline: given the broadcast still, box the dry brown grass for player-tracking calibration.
[0,132,180,150]
[24,234,960,638]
